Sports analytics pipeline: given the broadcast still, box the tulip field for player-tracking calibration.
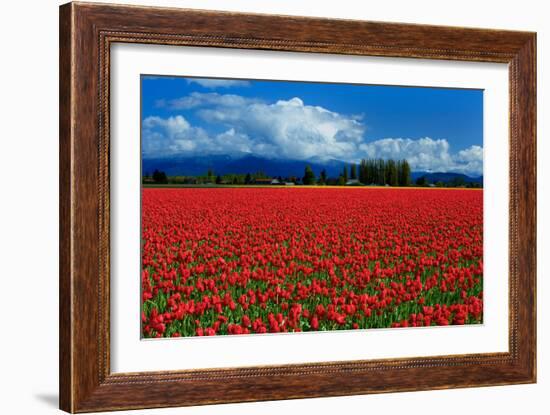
[141,187,483,338]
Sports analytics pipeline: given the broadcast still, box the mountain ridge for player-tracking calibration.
[142,155,482,183]
[411,171,483,184]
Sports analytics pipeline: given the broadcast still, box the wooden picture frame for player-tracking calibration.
[59,2,536,412]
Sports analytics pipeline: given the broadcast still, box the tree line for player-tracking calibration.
[145,169,270,185]
[145,158,413,187]
[304,158,411,186]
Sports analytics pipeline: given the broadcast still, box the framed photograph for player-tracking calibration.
[59,2,536,412]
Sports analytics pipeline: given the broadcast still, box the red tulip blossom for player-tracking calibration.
[141,188,483,337]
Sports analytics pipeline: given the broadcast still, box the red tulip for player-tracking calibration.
[141,188,483,337]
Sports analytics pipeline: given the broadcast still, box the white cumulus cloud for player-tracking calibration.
[359,138,482,175]
[195,95,365,161]
[159,92,259,110]
[142,115,254,158]
[143,93,483,176]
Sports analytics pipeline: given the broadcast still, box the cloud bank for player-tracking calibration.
[143,92,483,176]
[359,138,483,175]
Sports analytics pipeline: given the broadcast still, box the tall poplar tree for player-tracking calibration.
[319,169,327,185]
[387,159,398,186]
[303,165,316,185]
[350,163,357,180]
[398,159,411,186]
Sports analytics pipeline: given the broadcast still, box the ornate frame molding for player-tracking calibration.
[60,2,536,412]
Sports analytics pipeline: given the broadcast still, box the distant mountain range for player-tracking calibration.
[411,171,483,184]
[142,155,348,178]
[142,155,482,184]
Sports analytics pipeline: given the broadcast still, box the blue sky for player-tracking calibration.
[141,76,483,175]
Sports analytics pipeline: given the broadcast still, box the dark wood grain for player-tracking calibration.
[59,2,537,412]
[59,3,73,411]
[511,34,537,378]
